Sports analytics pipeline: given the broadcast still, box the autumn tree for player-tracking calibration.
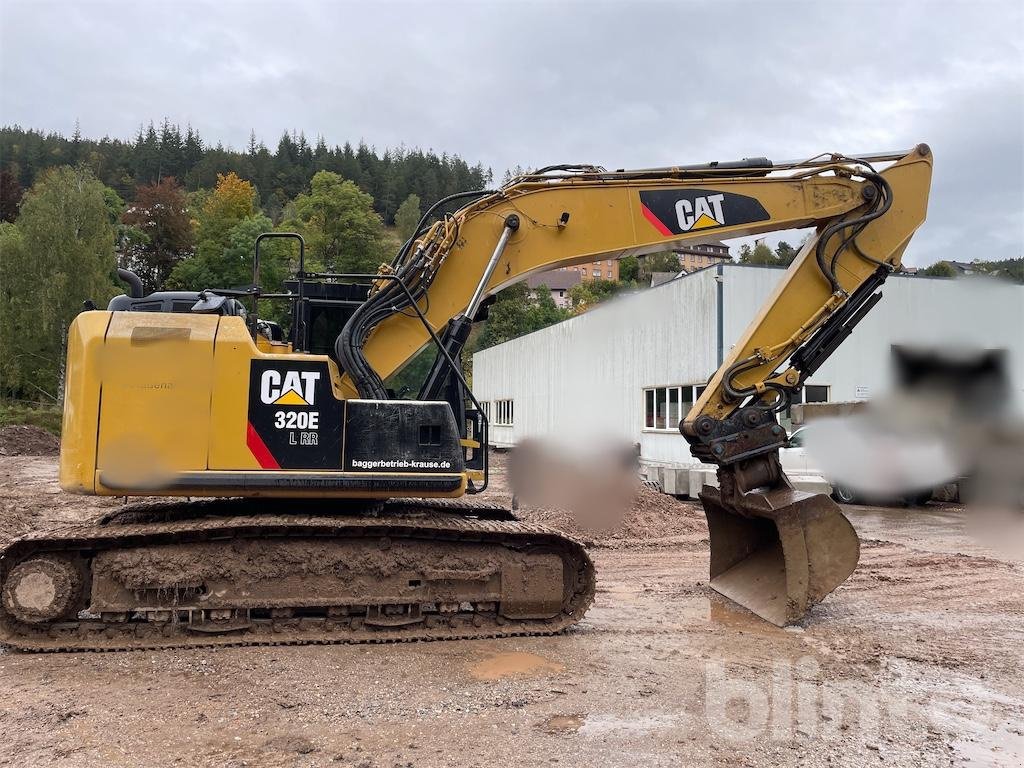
[395,193,422,241]
[289,171,387,273]
[196,172,257,250]
[121,177,194,291]
[0,166,118,400]
[166,173,262,291]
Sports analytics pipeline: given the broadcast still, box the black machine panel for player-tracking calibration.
[343,401,465,474]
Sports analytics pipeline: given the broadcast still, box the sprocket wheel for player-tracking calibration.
[2,556,84,624]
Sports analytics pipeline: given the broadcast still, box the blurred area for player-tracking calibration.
[803,342,1024,560]
[508,437,639,532]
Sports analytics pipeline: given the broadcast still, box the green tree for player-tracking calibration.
[775,241,798,266]
[385,346,437,399]
[167,214,288,293]
[0,166,118,400]
[0,124,491,225]
[394,193,422,241]
[619,255,640,282]
[473,282,571,351]
[568,278,624,312]
[978,257,1023,283]
[919,261,956,277]
[289,171,387,273]
[0,168,23,222]
[638,251,681,282]
[476,283,534,349]
[740,241,777,265]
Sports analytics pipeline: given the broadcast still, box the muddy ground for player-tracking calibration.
[1,451,1022,767]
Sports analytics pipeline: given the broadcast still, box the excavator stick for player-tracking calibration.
[701,484,859,625]
[679,146,933,623]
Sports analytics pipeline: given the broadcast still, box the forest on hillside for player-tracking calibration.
[0,124,633,404]
[0,123,499,403]
[0,123,492,224]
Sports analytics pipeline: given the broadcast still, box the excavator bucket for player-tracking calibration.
[699,484,860,626]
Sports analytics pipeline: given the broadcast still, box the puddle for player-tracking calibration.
[469,651,565,681]
[540,714,586,734]
[578,713,681,736]
[952,724,1024,767]
[887,658,1024,766]
[706,597,787,633]
[538,712,682,737]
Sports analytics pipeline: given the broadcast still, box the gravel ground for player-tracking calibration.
[1,453,1022,767]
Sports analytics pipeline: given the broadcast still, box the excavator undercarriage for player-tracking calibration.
[0,499,594,652]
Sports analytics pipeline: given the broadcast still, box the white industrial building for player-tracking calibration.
[472,264,1024,495]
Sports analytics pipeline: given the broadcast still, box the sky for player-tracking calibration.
[1,0,1022,266]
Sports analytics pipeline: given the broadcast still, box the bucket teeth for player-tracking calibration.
[700,485,859,626]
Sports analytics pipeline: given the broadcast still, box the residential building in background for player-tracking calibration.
[525,270,581,309]
[556,258,620,281]
[671,238,731,271]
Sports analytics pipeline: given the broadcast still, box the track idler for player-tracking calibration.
[700,454,859,625]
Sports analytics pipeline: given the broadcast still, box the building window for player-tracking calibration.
[581,268,587,276]
[479,401,490,419]
[594,269,602,278]
[643,384,705,430]
[495,399,514,426]
[804,385,829,403]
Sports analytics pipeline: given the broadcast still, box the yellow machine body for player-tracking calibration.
[59,311,468,499]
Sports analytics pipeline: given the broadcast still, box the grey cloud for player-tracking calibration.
[1,0,1021,265]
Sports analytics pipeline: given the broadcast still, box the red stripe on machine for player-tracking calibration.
[640,203,673,236]
[246,422,280,469]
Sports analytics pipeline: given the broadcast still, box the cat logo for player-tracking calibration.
[260,370,320,406]
[675,193,725,232]
[638,189,770,237]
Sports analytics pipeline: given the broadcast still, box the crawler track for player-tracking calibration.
[0,499,595,652]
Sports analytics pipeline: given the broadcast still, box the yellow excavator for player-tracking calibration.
[0,145,933,650]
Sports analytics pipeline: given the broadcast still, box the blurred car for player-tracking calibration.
[783,425,932,507]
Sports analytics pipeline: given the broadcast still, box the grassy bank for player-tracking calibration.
[0,400,62,435]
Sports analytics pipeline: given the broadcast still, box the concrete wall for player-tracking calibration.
[473,265,1024,466]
